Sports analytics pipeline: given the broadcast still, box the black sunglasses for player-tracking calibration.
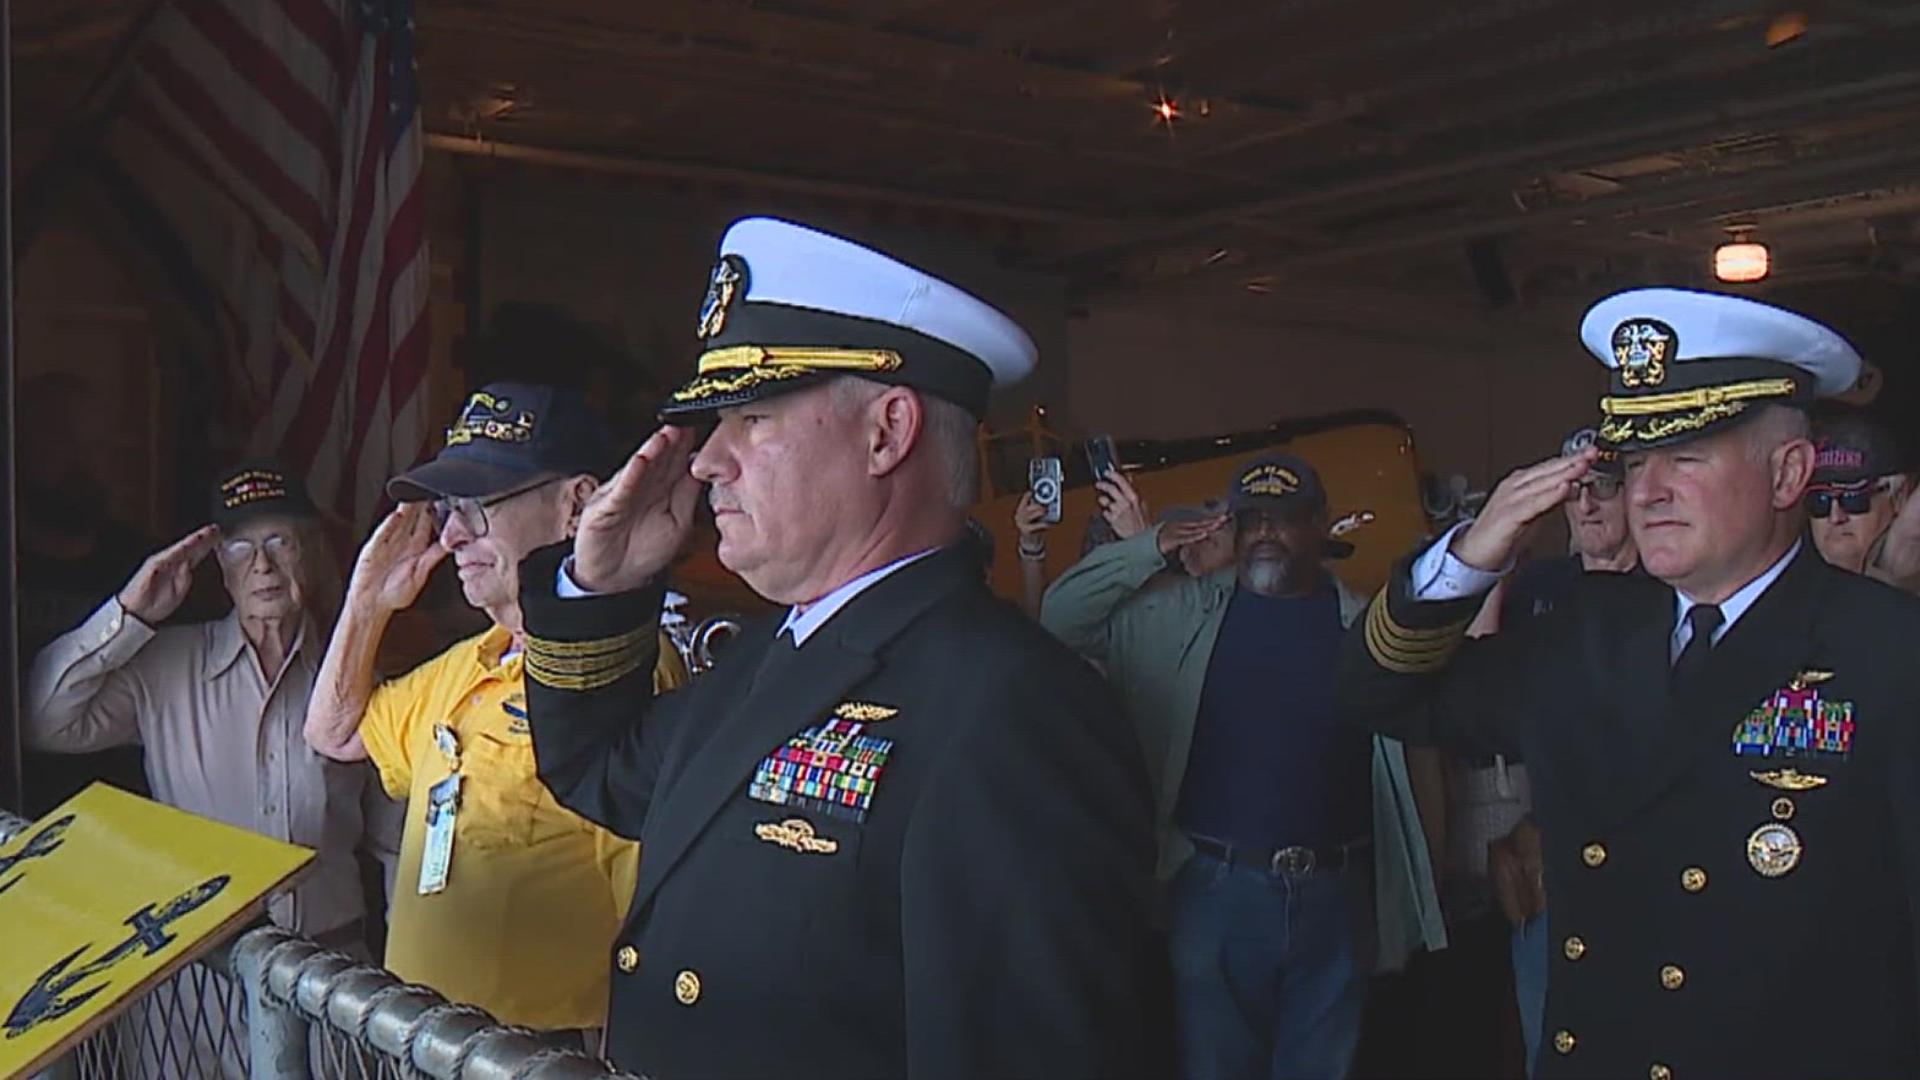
[1807,483,1884,519]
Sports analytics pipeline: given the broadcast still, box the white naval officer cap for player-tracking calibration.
[660,217,1039,421]
[1578,287,1864,451]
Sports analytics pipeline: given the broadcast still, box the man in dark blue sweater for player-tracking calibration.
[1169,458,1375,1080]
[1044,454,1444,1080]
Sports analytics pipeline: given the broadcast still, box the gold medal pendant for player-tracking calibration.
[1746,822,1803,878]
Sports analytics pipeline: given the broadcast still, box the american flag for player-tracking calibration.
[103,0,430,532]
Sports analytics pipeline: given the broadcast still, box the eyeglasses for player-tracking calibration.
[428,477,558,539]
[1573,475,1622,500]
[1807,482,1887,519]
[217,533,300,566]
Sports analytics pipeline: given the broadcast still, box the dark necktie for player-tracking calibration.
[1671,603,1724,691]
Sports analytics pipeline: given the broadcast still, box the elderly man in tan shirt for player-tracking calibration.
[26,463,396,947]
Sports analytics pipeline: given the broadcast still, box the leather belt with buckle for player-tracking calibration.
[1187,834,1369,877]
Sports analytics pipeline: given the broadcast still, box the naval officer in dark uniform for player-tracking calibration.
[1340,288,1920,1080]
[517,217,1159,1079]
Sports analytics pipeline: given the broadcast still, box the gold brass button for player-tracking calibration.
[1562,936,1587,961]
[615,945,638,973]
[674,969,702,1005]
[1582,843,1608,868]
[1554,1029,1576,1055]
[1680,867,1707,893]
[1771,796,1795,821]
[1650,1064,1673,1080]
[1660,964,1685,991]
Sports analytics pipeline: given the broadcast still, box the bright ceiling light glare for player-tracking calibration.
[1766,11,1809,47]
[1714,240,1771,283]
[1152,96,1180,124]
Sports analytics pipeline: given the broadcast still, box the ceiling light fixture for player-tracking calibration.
[1714,230,1770,283]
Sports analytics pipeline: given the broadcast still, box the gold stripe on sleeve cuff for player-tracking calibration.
[526,626,656,692]
[1364,587,1470,675]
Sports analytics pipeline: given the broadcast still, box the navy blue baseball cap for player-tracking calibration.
[1228,452,1354,558]
[1228,453,1328,517]
[386,383,616,502]
[1812,409,1904,488]
[212,461,318,527]
[1561,426,1624,477]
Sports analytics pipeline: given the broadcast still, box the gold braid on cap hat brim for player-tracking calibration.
[673,345,906,404]
[1597,377,1800,445]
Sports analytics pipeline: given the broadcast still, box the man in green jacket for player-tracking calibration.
[1042,452,1444,1080]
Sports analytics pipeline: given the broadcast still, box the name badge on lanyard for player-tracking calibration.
[418,723,463,895]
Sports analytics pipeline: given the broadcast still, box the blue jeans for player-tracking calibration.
[1511,912,1549,1077]
[1168,852,1372,1080]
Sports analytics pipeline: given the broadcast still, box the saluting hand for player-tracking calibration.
[348,502,447,615]
[1451,449,1597,571]
[1157,514,1230,557]
[118,525,220,625]
[573,426,705,594]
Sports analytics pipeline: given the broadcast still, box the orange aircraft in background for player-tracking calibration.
[667,407,1437,628]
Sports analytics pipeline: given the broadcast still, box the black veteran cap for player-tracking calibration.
[1812,410,1905,488]
[386,382,615,502]
[1580,288,1862,452]
[1561,426,1624,477]
[661,217,1038,421]
[212,462,317,527]
[1228,453,1354,558]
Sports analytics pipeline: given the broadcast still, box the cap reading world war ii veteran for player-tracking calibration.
[386,382,616,502]
[661,217,1038,421]
[1580,287,1863,452]
[212,462,317,527]
[1229,451,1355,557]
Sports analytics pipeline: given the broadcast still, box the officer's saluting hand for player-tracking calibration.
[568,426,703,595]
[1449,447,1599,572]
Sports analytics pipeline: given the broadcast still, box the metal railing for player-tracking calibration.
[3,810,641,1080]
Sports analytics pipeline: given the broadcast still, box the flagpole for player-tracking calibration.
[2,0,22,813]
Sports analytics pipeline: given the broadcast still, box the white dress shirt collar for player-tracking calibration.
[778,548,942,647]
[1671,539,1801,657]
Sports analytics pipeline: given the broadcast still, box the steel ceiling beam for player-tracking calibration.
[1044,67,1920,269]
[1112,140,1920,294]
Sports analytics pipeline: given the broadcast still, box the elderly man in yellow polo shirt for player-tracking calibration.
[305,382,686,1037]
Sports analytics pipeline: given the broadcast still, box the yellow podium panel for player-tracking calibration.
[0,784,313,1078]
